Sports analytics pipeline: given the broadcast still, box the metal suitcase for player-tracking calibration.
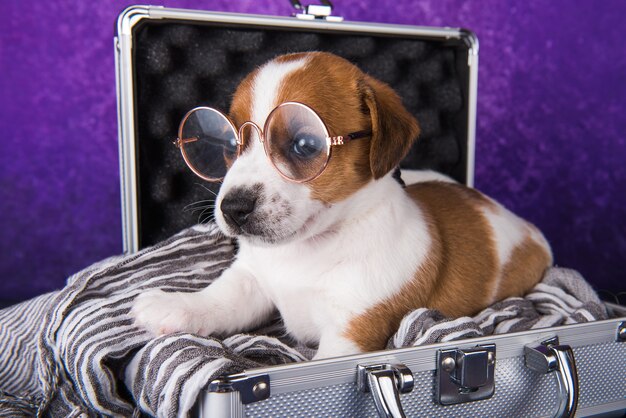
[114,4,626,417]
[198,311,626,417]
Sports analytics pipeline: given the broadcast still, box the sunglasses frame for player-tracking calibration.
[174,101,371,183]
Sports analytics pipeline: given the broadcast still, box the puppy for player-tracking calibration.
[132,52,552,359]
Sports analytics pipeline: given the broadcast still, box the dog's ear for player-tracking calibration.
[361,76,420,179]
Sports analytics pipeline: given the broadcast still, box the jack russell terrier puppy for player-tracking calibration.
[132,51,552,359]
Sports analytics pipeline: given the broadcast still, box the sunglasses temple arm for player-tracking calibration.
[328,130,372,146]
[173,137,200,148]
[347,130,372,140]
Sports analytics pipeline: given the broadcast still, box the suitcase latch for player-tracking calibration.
[436,344,496,405]
[525,337,579,418]
[289,0,344,21]
[357,363,414,418]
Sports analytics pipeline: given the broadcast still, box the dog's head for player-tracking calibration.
[215,52,419,245]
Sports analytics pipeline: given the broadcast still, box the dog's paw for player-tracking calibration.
[312,334,363,360]
[131,289,215,337]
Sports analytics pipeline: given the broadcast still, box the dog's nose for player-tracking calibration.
[220,191,257,227]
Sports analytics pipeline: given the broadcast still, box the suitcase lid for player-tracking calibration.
[115,5,478,252]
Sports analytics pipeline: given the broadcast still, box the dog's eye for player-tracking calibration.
[290,129,325,160]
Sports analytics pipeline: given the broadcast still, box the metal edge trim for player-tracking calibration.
[148,6,465,39]
[113,36,128,253]
[460,28,479,188]
[226,317,625,395]
[116,5,156,37]
[115,5,164,253]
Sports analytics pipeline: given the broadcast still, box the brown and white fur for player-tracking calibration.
[132,52,552,359]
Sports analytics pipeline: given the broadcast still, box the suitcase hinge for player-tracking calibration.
[436,343,496,405]
[289,0,344,21]
[207,374,270,404]
[617,321,626,342]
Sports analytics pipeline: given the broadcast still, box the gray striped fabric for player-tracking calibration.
[0,223,609,417]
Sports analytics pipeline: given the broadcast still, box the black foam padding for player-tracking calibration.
[132,20,471,248]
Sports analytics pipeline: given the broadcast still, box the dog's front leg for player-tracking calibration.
[131,261,274,337]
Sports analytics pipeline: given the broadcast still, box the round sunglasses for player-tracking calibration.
[174,102,371,183]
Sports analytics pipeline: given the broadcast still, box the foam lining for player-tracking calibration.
[132,19,470,248]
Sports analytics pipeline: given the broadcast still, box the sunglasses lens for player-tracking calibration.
[179,108,238,181]
[265,104,329,182]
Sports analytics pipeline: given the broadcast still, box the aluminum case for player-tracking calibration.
[114,6,625,417]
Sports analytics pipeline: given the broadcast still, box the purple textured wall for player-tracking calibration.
[1,0,624,303]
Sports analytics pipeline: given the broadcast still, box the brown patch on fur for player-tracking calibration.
[496,235,552,301]
[345,181,502,352]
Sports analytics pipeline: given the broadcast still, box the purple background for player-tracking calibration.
[1,1,624,303]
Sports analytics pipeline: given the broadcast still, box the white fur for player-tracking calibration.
[480,204,527,303]
[402,168,455,185]
[251,57,309,129]
[480,202,552,303]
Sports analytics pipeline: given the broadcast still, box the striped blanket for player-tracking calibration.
[0,223,609,417]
